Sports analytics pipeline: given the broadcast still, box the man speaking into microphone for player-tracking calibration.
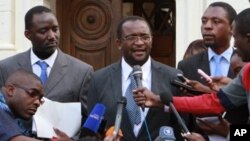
[87,16,188,141]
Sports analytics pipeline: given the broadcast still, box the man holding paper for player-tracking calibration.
[0,69,71,141]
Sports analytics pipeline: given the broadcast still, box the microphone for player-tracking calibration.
[113,97,127,139]
[160,92,190,134]
[154,126,176,141]
[132,65,145,111]
[132,65,143,88]
[80,103,106,137]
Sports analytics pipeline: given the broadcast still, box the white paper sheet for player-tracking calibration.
[33,98,82,138]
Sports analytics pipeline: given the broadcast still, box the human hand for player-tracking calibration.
[104,126,123,141]
[196,116,230,137]
[51,128,72,141]
[186,79,213,93]
[133,87,164,108]
[208,76,232,92]
[183,132,206,141]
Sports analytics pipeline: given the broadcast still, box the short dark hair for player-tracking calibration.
[25,5,52,29]
[209,2,237,24]
[234,8,250,36]
[116,16,151,39]
[5,69,41,85]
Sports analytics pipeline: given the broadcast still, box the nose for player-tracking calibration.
[34,98,42,107]
[203,20,212,30]
[47,30,56,40]
[134,37,144,45]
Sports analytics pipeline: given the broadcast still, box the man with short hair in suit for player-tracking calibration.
[0,6,93,138]
[177,1,249,138]
[87,16,185,141]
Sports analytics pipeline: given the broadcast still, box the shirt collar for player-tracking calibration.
[208,47,233,62]
[30,49,58,67]
[121,57,151,81]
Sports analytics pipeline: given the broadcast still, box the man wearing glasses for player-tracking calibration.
[0,69,73,141]
[87,16,185,141]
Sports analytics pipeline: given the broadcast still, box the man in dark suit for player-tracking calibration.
[87,16,185,141]
[177,1,248,136]
[0,6,93,137]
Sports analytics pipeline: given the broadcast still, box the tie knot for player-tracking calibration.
[213,55,222,63]
[37,61,48,70]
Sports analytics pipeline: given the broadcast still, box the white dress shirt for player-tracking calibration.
[30,48,58,78]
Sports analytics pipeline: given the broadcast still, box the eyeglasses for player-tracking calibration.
[122,35,152,42]
[12,84,45,104]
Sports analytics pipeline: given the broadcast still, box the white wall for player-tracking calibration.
[0,0,55,60]
[175,0,250,66]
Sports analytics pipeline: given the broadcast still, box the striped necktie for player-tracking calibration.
[125,73,141,125]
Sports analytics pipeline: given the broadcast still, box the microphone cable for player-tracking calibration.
[141,110,152,141]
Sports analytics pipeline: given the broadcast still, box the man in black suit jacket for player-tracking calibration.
[178,1,248,132]
[87,16,185,141]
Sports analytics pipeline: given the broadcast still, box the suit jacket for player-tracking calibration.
[177,50,249,124]
[87,59,185,141]
[0,49,93,117]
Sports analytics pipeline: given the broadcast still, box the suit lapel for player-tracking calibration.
[200,52,211,75]
[18,50,33,71]
[44,50,67,95]
[110,62,122,102]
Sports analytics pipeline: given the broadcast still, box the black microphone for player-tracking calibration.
[80,103,106,137]
[160,92,190,134]
[154,126,176,141]
[132,65,144,111]
[113,97,127,139]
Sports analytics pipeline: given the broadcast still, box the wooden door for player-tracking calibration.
[127,0,176,67]
[56,0,122,70]
[56,0,176,70]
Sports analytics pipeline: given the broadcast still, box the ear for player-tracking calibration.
[4,85,15,97]
[24,30,31,40]
[116,39,122,50]
[246,33,250,43]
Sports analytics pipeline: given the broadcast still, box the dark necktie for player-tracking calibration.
[36,61,48,85]
[125,73,141,125]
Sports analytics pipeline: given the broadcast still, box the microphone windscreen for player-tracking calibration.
[83,103,106,134]
[156,126,175,141]
[160,92,173,105]
[132,65,142,76]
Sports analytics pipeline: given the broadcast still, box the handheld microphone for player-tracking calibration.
[132,65,144,111]
[80,103,106,137]
[132,65,143,88]
[160,92,190,134]
[154,126,176,141]
[113,97,127,139]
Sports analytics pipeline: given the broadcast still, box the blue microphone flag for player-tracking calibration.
[83,103,106,134]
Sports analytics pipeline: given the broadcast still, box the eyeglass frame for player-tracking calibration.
[12,83,45,104]
[121,34,152,43]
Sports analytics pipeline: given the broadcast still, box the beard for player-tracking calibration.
[204,42,217,49]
